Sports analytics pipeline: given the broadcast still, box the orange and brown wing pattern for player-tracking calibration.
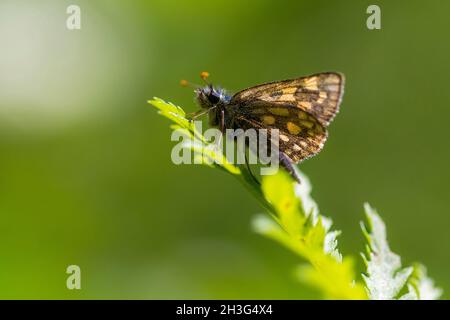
[232,104,328,164]
[231,72,344,127]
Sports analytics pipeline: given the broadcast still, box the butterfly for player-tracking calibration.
[185,71,344,183]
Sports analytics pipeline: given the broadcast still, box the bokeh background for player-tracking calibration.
[0,0,449,299]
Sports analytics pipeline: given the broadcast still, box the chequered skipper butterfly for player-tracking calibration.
[184,72,345,182]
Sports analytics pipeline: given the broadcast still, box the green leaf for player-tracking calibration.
[296,257,363,300]
[361,203,412,299]
[261,171,305,236]
[407,264,442,300]
[150,97,441,300]
[255,171,367,299]
[148,98,240,175]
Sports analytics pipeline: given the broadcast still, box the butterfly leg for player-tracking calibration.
[186,109,209,121]
[244,147,261,186]
[208,108,225,156]
[220,109,225,134]
[214,109,225,148]
[279,152,301,184]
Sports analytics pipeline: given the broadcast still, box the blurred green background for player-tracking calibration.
[0,0,449,299]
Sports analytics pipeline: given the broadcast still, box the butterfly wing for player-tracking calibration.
[231,104,328,164]
[228,72,344,163]
[230,72,344,127]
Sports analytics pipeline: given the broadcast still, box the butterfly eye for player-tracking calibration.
[208,92,221,104]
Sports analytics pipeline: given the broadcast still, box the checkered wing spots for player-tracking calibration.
[231,72,344,127]
[232,105,328,164]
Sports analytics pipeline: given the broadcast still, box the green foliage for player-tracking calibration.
[361,204,442,300]
[149,98,441,300]
[361,204,413,299]
[254,172,366,299]
[150,97,240,175]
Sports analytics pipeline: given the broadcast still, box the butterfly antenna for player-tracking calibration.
[180,71,211,88]
[200,71,211,85]
[180,79,200,89]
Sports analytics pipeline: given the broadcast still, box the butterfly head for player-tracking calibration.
[195,85,229,109]
[181,71,230,110]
